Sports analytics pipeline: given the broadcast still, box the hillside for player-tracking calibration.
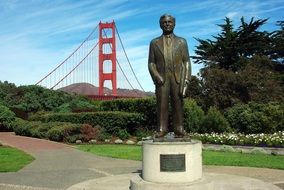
[58,83,154,97]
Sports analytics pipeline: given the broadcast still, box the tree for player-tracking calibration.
[199,68,248,110]
[193,17,270,72]
[192,17,284,110]
[236,17,270,59]
[271,21,284,64]
[239,55,283,103]
[270,21,284,85]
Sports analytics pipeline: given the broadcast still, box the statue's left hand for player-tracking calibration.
[182,88,187,98]
[179,87,186,98]
[179,80,189,98]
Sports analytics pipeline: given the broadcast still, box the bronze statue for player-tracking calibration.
[148,14,191,138]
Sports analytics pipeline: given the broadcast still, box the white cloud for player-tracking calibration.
[226,12,239,19]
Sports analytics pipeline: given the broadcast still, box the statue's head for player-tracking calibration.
[159,14,175,35]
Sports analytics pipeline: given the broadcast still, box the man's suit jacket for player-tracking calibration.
[148,34,191,94]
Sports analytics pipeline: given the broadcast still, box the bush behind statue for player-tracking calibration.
[98,97,156,130]
[225,102,284,134]
[200,107,231,133]
[184,99,205,133]
[98,98,231,134]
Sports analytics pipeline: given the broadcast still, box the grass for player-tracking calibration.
[203,151,284,169]
[77,144,284,170]
[77,144,141,160]
[0,146,35,172]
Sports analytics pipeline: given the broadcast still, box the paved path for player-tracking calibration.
[0,132,284,189]
[0,133,141,189]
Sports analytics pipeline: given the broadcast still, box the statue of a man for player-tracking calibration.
[148,14,191,138]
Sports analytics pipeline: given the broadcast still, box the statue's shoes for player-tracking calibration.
[174,130,187,138]
[154,131,168,138]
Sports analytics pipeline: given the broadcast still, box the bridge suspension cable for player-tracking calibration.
[115,26,145,92]
[51,41,99,89]
[36,24,99,85]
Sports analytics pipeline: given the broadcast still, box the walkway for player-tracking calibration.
[0,133,141,189]
[0,132,283,189]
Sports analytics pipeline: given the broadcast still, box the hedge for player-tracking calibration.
[98,97,156,129]
[29,99,283,135]
[30,111,145,134]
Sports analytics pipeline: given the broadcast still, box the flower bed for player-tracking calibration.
[190,131,284,148]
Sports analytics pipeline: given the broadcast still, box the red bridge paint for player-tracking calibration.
[98,21,117,96]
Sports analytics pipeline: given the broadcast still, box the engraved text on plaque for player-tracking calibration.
[160,154,186,172]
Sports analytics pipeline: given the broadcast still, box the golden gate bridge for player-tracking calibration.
[36,21,145,100]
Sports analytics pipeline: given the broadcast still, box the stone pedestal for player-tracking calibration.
[142,139,202,183]
[131,139,202,190]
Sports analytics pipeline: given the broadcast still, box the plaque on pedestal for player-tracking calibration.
[160,154,185,172]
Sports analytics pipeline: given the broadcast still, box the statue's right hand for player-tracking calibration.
[156,76,164,86]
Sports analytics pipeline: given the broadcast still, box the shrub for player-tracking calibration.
[31,111,145,135]
[54,103,71,113]
[135,127,153,141]
[54,97,99,113]
[0,104,16,131]
[200,107,231,133]
[65,134,83,143]
[46,123,82,142]
[97,128,112,141]
[184,99,205,133]
[116,129,130,140]
[262,102,284,132]
[225,102,284,134]
[12,118,33,136]
[47,128,64,141]
[12,118,82,142]
[56,123,81,142]
[225,103,261,133]
[29,124,47,138]
[80,124,96,142]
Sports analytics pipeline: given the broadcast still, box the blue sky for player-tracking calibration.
[0,0,283,92]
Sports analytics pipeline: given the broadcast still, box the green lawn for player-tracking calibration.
[0,146,35,172]
[78,144,142,161]
[203,151,284,169]
[77,144,284,170]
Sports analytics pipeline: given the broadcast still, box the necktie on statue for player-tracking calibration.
[166,36,171,46]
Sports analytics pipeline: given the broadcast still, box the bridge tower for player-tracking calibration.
[98,21,117,96]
